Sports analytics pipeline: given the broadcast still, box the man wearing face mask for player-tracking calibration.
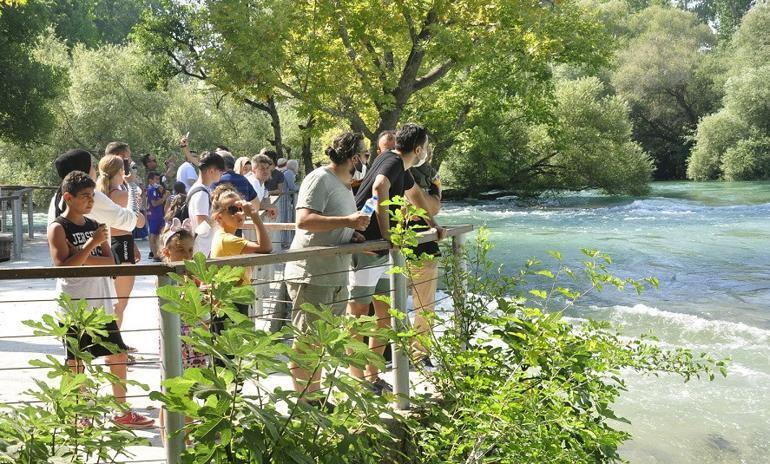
[346,122,445,394]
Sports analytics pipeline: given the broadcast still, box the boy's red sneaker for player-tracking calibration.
[113,410,155,429]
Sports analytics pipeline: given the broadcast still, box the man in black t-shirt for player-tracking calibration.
[347,123,445,394]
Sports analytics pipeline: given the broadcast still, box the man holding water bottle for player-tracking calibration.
[284,132,370,410]
[347,122,446,395]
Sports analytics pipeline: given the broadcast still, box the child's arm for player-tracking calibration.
[48,223,109,267]
[241,201,272,254]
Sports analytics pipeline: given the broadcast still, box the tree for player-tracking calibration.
[0,1,67,144]
[51,0,144,48]
[688,4,770,181]
[610,6,719,180]
[0,40,276,187]
[136,0,609,160]
[441,77,652,196]
[132,0,293,159]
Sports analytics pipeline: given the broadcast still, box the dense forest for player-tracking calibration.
[0,0,768,196]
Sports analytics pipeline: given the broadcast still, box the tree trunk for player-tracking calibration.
[267,96,283,158]
[299,114,315,176]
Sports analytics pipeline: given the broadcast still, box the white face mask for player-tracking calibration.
[413,145,429,168]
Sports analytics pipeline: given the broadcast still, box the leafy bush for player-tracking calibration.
[404,230,725,463]
[721,136,770,181]
[153,254,401,463]
[687,109,753,180]
[0,224,726,463]
[0,296,148,463]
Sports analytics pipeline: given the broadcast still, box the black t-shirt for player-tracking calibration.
[53,216,104,257]
[355,150,415,241]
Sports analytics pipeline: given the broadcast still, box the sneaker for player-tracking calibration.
[113,410,155,429]
[305,399,335,414]
[127,346,138,353]
[126,354,137,366]
[368,377,393,396]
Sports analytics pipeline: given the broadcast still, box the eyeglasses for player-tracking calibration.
[226,205,243,215]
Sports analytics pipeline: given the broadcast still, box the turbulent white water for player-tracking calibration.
[440,182,770,463]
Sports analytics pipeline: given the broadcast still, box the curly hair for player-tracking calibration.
[325,132,364,164]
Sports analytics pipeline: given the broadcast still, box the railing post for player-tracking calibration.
[159,303,185,463]
[0,187,5,232]
[389,248,410,410]
[451,233,468,349]
[27,190,34,239]
[12,195,23,261]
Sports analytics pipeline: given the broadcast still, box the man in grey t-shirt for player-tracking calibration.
[284,132,370,408]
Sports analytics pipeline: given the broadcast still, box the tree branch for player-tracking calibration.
[243,97,271,114]
[333,0,368,83]
[414,59,456,92]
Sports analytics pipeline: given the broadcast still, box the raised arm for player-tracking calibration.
[89,190,144,229]
[241,201,272,254]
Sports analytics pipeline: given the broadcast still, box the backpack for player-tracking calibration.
[174,185,210,222]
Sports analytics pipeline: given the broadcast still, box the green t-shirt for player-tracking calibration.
[284,167,356,286]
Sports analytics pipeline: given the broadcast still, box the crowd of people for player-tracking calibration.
[46,122,445,426]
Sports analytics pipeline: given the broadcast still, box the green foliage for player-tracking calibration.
[0,295,147,463]
[442,76,652,196]
[153,253,401,463]
[721,136,770,181]
[0,1,67,144]
[406,230,725,463]
[0,39,276,187]
[687,109,753,180]
[51,0,144,48]
[688,5,770,181]
[610,5,719,180]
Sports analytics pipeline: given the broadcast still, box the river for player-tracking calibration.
[439,181,770,464]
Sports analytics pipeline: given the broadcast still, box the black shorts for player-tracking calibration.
[111,235,136,264]
[63,320,129,360]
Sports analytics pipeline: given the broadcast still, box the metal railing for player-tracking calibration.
[0,185,56,261]
[0,220,472,464]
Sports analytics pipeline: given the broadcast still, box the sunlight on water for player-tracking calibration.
[440,182,770,463]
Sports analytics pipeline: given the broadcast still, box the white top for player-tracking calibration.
[176,161,198,192]
[186,182,214,257]
[246,172,267,201]
[47,191,139,232]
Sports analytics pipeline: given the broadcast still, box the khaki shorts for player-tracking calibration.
[287,282,348,333]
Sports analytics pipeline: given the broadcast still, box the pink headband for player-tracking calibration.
[163,218,194,248]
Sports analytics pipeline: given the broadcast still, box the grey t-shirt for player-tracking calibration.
[284,167,356,286]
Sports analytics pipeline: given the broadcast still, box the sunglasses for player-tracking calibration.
[226,205,243,215]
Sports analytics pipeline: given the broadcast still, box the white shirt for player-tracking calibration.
[186,182,214,257]
[176,161,198,192]
[246,172,267,201]
[47,191,139,231]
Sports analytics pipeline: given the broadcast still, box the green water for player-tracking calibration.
[440,182,770,463]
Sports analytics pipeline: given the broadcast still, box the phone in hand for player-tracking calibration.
[123,159,131,175]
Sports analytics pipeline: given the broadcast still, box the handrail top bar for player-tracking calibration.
[0,185,58,190]
[0,225,473,280]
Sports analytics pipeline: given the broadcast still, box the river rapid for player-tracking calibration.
[439,181,770,464]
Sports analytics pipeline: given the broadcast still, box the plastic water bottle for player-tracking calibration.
[361,195,378,217]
